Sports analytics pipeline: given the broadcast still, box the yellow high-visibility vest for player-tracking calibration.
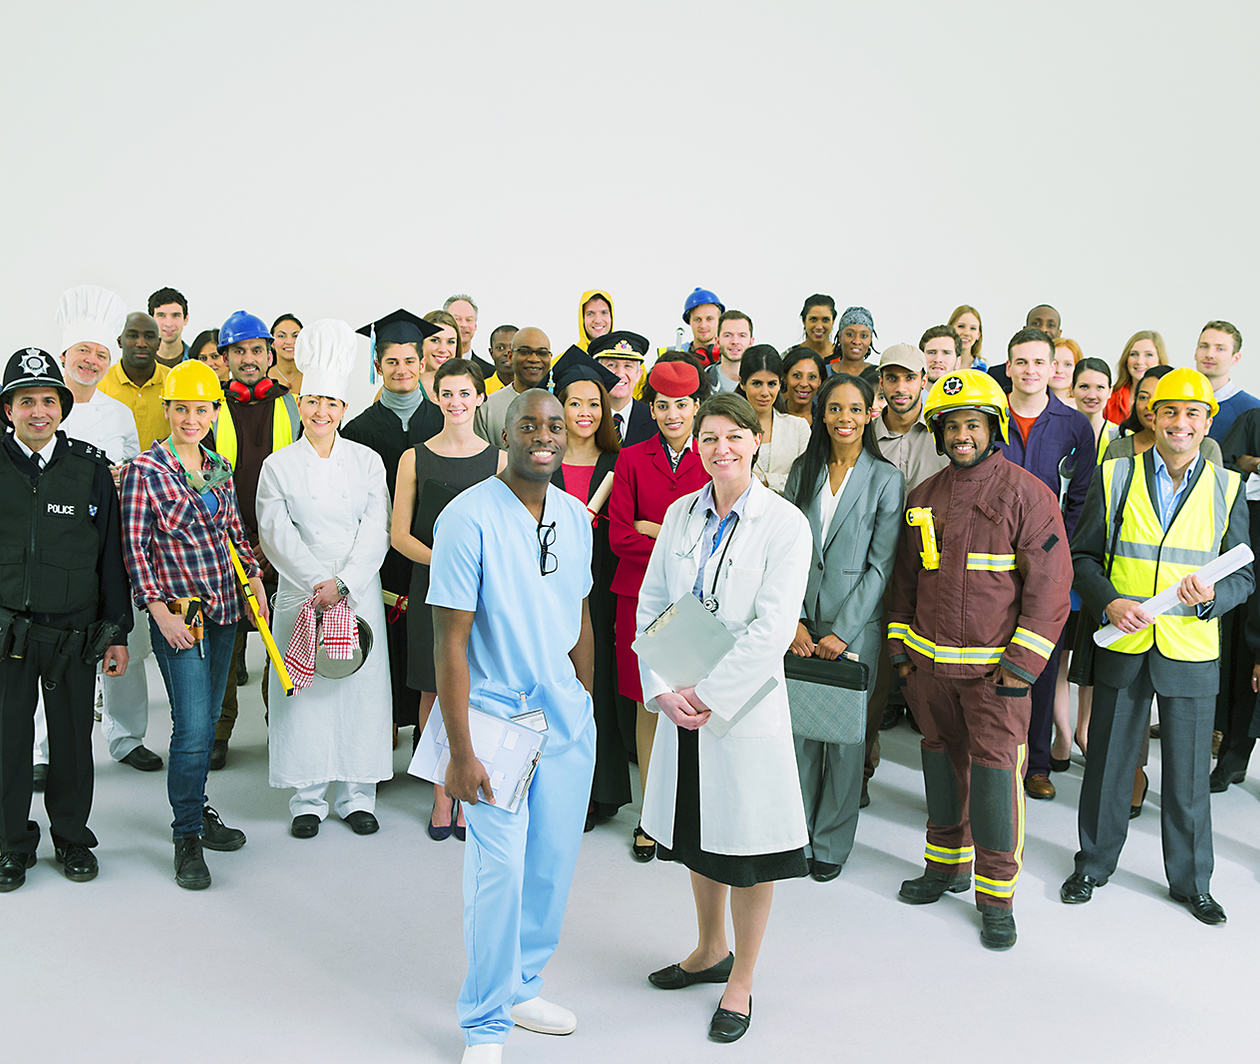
[215,393,300,469]
[1104,454,1239,661]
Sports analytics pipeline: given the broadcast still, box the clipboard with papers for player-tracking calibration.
[632,592,736,690]
[408,699,547,814]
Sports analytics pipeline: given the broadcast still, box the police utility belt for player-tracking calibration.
[0,606,122,688]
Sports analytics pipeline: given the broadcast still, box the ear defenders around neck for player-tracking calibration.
[226,377,281,403]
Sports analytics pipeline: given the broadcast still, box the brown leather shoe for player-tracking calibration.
[1025,773,1056,800]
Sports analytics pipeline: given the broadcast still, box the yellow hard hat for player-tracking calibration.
[161,360,224,403]
[922,369,1009,443]
[1150,366,1218,417]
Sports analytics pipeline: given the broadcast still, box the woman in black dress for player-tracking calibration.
[549,348,624,827]
[390,358,503,840]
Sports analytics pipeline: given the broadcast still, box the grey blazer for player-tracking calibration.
[786,449,906,687]
[1072,447,1254,696]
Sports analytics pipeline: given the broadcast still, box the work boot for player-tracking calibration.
[201,805,246,851]
[898,868,970,904]
[174,837,210,890]
[980,907,1017,950]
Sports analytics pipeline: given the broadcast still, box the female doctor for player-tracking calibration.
[637,393,812,1044]
[256,320,393,838]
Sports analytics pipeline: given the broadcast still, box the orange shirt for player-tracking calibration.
[1011,409,1038,444]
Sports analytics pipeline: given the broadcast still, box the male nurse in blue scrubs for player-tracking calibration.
[429,360,597,1064]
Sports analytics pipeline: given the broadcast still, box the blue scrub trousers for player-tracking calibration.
[458,721,595,1045]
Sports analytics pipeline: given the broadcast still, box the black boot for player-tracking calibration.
[174,837,210,890]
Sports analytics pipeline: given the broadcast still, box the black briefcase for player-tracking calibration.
[784,653,869,745]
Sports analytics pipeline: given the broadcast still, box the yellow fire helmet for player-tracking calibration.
[1150,366,1218,417]
[922,368,1009,443]
[160,359,224,403]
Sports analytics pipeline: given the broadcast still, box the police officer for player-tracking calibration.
[1061,368,1253,925]
[886,370,1072,950]
[0,349,131,892]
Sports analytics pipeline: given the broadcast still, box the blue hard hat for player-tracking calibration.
[217,310,272,351]
[682,287,725,324]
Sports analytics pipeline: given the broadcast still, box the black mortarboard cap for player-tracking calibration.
[356,309,442,346]
[550,344,622,395]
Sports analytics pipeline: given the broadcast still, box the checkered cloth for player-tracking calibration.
[284,598,359,691]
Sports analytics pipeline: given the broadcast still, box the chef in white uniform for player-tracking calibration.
[34,286,147,785]
[257,319,393,837]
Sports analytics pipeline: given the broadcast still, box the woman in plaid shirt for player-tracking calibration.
[120,361,267,891]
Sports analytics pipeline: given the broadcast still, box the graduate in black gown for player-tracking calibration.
[549,346,631,827]
[342,309,444,734]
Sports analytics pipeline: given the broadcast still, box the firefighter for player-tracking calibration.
[886,369,1072,950]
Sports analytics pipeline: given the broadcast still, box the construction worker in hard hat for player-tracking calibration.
[1062,366,1252,927]
[886,369,1072,950]
[211,311,301,769]
[119,356,266,891]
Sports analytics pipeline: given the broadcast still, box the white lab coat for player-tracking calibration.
[637,477,811,856]
[257,434,393,788]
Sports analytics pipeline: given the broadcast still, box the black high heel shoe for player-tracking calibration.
[1130,768,1149,820]
[632,822,656,861]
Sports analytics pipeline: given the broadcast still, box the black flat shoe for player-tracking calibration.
[0,851,36,892]
[708,996,752,1043]
[54,842,98,882]
[345,811,379,836]
[1130,768,1149,819]
[290,815,320,839]
[453,803,466,842]
[1060,871,1101,904]
[1050,756,1072,772]
[648,952,734,989]
[632,823,656,862]
[810,861,842,882]
[1170,889,1227,925]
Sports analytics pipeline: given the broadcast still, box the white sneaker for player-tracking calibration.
[461,1045,502,1063]
[510,996,577,1035]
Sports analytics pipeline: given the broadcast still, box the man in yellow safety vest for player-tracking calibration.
[1061,367,1253,925]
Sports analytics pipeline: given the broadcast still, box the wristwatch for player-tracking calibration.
[334,576,349,598]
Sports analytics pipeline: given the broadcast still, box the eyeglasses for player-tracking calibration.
[537,520,557,577]
[514,346,552,360]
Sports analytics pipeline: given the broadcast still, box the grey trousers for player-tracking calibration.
[794,734,864,865]
[1075,656,1215,895]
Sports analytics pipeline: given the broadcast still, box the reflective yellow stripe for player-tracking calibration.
[896,625,1004,666]
[966,552,1017,571]
[1010,627,1055,660]
[976,743,1026,900]
[925,844,974,865]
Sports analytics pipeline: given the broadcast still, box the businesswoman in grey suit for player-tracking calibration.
[785,373,905,881]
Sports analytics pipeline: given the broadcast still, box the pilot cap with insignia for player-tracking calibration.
[55,285,127,355]
[589,331,649,362]
[0,348,74,424]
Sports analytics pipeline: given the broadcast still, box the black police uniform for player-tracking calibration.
[0,353,132,862]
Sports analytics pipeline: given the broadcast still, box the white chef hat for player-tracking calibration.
[294,319,358,403]
[56,285,127,354]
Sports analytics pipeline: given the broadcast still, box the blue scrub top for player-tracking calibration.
[428,476,594,746]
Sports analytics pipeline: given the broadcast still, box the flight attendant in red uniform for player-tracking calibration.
[609,356,710,861]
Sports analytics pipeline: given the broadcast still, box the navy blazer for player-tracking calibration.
[999,393,1095,538]
[785,450,906,679]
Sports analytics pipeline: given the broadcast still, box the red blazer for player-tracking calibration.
[608,434,709,598]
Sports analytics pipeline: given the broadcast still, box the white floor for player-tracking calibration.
[8,643,1260,1064]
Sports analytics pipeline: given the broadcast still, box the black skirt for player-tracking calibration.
[656,728,808,888]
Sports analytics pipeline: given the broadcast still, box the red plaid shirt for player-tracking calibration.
[120,441,261,624]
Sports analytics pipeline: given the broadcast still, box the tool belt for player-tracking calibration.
[0,605,120,689]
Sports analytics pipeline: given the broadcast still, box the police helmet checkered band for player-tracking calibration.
[942,375,964,396]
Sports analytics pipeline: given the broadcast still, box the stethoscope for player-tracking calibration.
[675,497,742,613]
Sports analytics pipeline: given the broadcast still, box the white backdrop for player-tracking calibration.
[5,0,1258,415]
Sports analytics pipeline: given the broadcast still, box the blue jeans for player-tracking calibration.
[149,617,237,837]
